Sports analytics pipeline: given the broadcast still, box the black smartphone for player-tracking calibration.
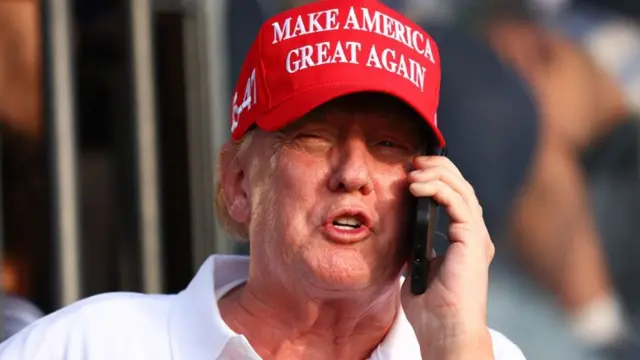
[410,147,447,295]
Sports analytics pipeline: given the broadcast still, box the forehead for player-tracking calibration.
[294,93,429,133]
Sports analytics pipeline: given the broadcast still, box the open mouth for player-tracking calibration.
[324,209,372,243]
[331,215,364,230]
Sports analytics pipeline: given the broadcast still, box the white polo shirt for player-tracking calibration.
[0,255,525,359]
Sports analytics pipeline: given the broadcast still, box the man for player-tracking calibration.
[0,1,524,358]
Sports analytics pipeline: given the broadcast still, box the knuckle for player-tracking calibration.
[464,181,476,197]
[433,180,446,197]
[486,240,496,261]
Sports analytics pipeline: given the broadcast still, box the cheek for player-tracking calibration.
[276,151,329,196]
[372,166,413,237]
[373,166,411,207]
[267,153,330,233]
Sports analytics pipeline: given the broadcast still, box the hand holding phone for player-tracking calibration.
[410,147,447,295]
[401,147,497,358]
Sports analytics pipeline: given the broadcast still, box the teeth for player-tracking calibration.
[332,216,362,228]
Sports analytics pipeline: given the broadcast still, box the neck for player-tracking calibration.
[218,274,401,360]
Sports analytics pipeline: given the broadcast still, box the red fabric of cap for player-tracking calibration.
[230,0,444,147]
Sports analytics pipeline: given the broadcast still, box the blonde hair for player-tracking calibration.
[214,130,256,241]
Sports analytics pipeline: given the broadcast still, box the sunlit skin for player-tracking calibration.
[218,95,495,360]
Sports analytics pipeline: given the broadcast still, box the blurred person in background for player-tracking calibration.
[0,0,42,137]
[484,0,640,358]
[0,0,47,337]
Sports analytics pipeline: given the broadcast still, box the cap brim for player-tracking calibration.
[256,82,445,148]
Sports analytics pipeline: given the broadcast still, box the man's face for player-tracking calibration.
[243,96,426,294]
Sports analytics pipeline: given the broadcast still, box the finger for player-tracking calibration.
[409,180,473,224]
[409,166,479,211]
[414,155,463,179]
[409,166,484,223]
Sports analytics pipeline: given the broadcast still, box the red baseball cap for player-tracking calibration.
[230,0,444,147]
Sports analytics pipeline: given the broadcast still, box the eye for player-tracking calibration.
[373,138,417,157]
[290,126,331,140]
[294,132,330,143]
[297,133,322,139]
[289,131,333,151]
[377,140,399,148]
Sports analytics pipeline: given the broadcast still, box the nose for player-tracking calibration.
[328,137,374,195]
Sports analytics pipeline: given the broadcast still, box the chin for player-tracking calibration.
[302,247,376,292]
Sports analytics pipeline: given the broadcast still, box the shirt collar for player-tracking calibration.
[169,254,252,360]
[168,254,421,360]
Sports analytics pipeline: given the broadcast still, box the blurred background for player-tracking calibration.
[0,0,638,358]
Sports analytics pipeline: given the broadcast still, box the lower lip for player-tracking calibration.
[322,224,371,244]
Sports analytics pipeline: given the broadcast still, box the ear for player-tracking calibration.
[219,143,251,224]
